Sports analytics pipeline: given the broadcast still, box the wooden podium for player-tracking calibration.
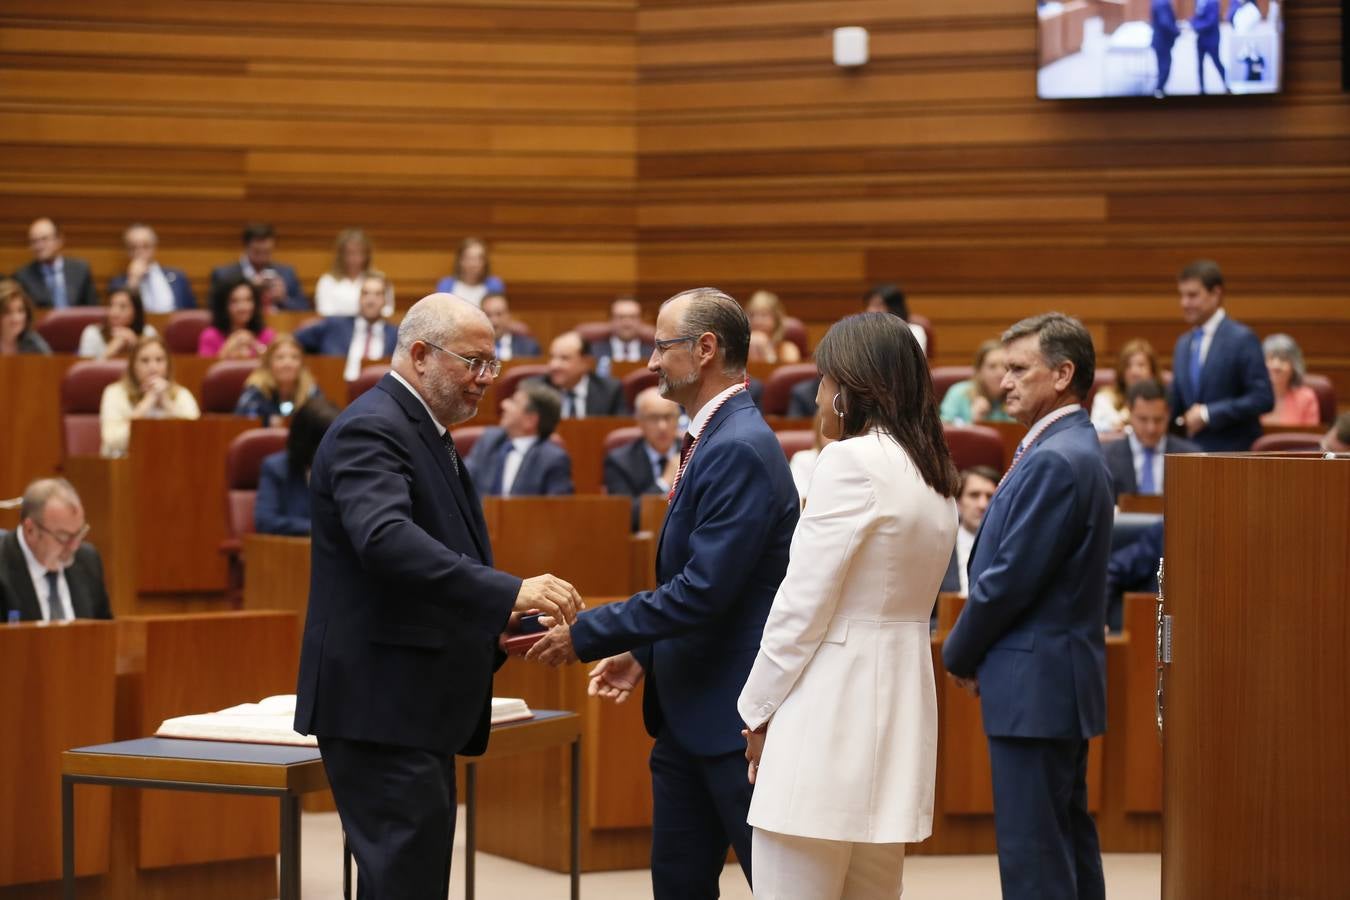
[1161,451,1350,898]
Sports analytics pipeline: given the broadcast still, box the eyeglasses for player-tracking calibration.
[423,341,502,379]
[652,334,703,354]
[33,521,90,547]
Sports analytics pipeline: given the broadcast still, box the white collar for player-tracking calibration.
[1198,306,1226,336]
[1126,430,1166,455]
[510,435,537,454]
[388,370,446,436]
[46,256,65,273]
[16,524,63,579]
[687,381,745,442]
[1021,403,1080,450]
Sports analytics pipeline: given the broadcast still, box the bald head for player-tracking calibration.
[548,331,591,390]
[394,293,490,365]
[392,293,495,428]
[635,386,680,455]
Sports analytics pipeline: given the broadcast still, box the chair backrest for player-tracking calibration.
[762,363,819,416]
[1251,432,1324,452]
[621,369,660,409]
[929,366,969,405]
[943,423,1005,472]
[201,359,261,413]
[782,317,809,358]
[603,426,642,453]
[775,429,815,459]
[224,427,289,539]
[60,360,128,457]
[909,313,935,360]
[348,364,391,404]
[449,425,486,458]
[37,307,108,354]
[1304,373,1336,424]
[495,364,550,403]
[163,310,212,354]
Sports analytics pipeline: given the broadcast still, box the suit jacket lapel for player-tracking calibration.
[656,392,750,556]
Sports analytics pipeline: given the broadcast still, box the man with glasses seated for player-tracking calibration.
[0,478,111,622]
[604,386,683,530]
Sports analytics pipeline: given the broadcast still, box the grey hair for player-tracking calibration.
[661,287,750,375]
[1262,333,1306,385]
[393,294,488,363]
[1002,312,1095,399]
[20,478,81,524]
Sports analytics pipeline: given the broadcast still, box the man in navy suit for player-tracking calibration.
[528,288,800,898]
[604,386,682,530]
[210,222,308,311]
[1192,0,1228,93]
[0,479,111,622]
[481,293,541,360]
[943,312,1114,900]
[295,272,400,380]
[14,217,99,308]
[107,223,196,311]
[591,297,655,376]
[1103,379,1200,497]
[1150,0,1180,97]
[466,382,573,496]
[1168,260,1273,451]
[294,294,581,899]
[541,331,628,418]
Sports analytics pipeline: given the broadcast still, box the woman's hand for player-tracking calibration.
[742,723,768,784]
[221,329,259,359]
[106,327,138,357]
[970,394,992,422]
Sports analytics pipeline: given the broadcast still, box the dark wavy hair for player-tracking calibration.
[286,397,339,477]
[814,312,959,498]
[210,277,265,336]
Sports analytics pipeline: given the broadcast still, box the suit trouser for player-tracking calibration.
[752,828,905,899]
[649,728,754,900]
[1198,42,1227,92]
[987,736,1104,900]
[1154,45,1173,91]
[319,736,457,900]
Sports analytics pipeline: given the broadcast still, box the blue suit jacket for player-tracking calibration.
[943,409,1114,740]
[1167,315,1273,451]
[294,374,522,755]
[108,268,196,310]
[569,391,800,756]
[295,316,399,359]
[498,333,541,359]
[1151,0,1179,49]
[1192,0,1221,48]
[210,261,308,310]
[464,427,574,497]
[254,451,311,536]
[1102,434,1200,497]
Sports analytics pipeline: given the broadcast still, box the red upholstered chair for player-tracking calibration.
[163,310,212,354]
[37,307,108,354]
[909,313,935,360]
[221,427,289,600]
[929,366,969,406]
[494,364,550,403]
[943,424,1005,472]
[1251,432,1324,452]
[1086,368,1116,410]
[201,359,260,413]
[1304,374,1336,424]
[775,429,815,460]
[604,426,642,453]
[60,360,128,457]
[348,364,391,403]
[762,363,818,416]
[621,369,660,408]
[574,321,657,346]
[450,425,486,458]
[782,318,809,358]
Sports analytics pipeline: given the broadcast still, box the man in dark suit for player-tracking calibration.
[1192,0,1228,94]
[293,293,581,899]
[1103,379,1200,497]
[481,293,541,360]
[107,223,196,312]
[943,313,1114,900]
[0,479,111,622]
[542,331,627,418]
[939,465,999,597]
[604,386,681,530]
[209,222,308,311]
[1168,260,1273,451]
[591,297,655,376]
[1150,0,1180,98]
[13,218,99,308]
[466,382,573,496]
[295,272,400,380]
[528,288,800,898]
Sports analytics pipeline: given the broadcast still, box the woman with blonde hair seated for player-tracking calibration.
[234,334,324,427]
[99,335,200,457]
[939,339,1013,424]
[1090,339,1160,432]
[1261,333,1320,426]
[746,290,802,364]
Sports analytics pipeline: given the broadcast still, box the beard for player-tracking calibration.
[658,367,699,399]
[421,364,478,427]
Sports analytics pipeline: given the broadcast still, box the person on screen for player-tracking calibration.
[1193,0,1229,94]
[1150,0,1179,98]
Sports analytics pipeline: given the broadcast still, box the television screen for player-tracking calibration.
[1037,0,1283,99]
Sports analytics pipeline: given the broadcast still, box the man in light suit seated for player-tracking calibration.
[603,386,681,530]
[1103,379,1200,498]
[591,297,655,376]
[540,331,628,418]
[295,272,400,381]
[939,465,1000,599]
[482,293,540,360]
[0,478,111,622]
[466,381,573,497]
[209,222,308,311]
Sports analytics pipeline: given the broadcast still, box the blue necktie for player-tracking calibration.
[45,570,66,621]
[1188,328,1204,400]
[45,265,68,308]
[1139,446,1157,495]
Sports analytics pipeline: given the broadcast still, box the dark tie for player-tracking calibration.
[653,454,667,483]
[45,570,66,621]
[568,391,582,419]
[1139,446,1158,495]
[439,430,461,476]
[1188,328,1204,398]
[679,432,695,468]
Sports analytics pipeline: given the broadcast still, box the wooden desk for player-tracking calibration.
[240,534,311,622]
[1118,493,1164,514]
[485,496,633,597]
[553,417,633,494]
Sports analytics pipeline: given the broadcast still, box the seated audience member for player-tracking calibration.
[1091,339,1161,432]
[482,292,540,360]
[1260,333,1321,426]
[295,271,398,380]
[235,334,324,426]
[200,277,275,358]
[591,297,655,376]
[603,387,681,529]
[434,236,503,307]
[539,331,627,418]
[746,290,802,364]
[78,286,156,359]
[940,466,1000,597]
[939,339,1013,424]
[1321,411,1350,453]
[210,222,307,312]
[0,478,111,622]
[1105,520,1163,632]
[107,223,195,312]
[99,335,200,457]
[1103,379,1199,498]
[315,228,394,317]
[0,278,52,355]
[254,398,340,536]
[466,382,573,497]
[14,217,99,308]
[787,419,828,502]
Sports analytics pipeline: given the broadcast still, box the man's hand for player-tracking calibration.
[742,723,767,785]
[587,652,644,704]
[950,674,980,697]
[525,623,579,667]
[1182,404,1207,437]
[514,574,582,626]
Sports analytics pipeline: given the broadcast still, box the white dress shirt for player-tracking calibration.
[496,333,516,362]
[1126,432,1169,494]
[16,526,73,622]
[316,274,395,318]
[609,336,644,363]
[345,318,388,381]
[1195,306,1226,367]
[645,441,674,492]
[141,263,175,313]
[956,526,977,597]
[500,436,539,495]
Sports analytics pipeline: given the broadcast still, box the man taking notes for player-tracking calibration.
[294,293,581,899]
[943,313,1114,900]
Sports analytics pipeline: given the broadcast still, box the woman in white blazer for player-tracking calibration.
[739,312,960,898]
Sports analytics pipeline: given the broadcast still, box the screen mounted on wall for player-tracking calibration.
[1037,0,1283,98]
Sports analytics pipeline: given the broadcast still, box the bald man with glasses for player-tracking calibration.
[0,478,111,622]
